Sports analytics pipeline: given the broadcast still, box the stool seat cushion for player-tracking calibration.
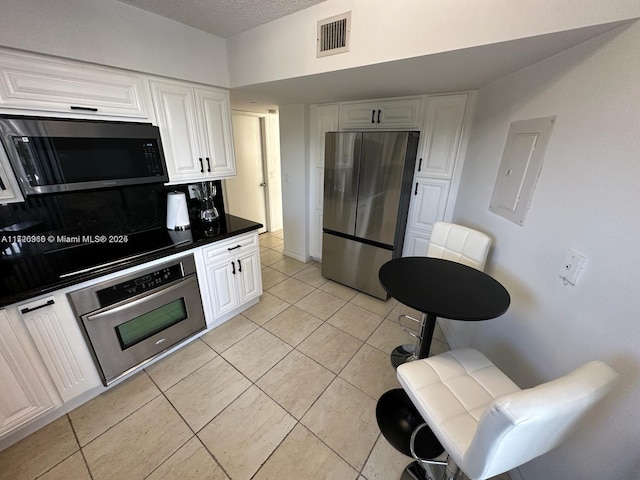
[397,348,618,480]
[397,349,520,462]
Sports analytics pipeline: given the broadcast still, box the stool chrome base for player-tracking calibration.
[391,344,417,368]
[400,461,446,480]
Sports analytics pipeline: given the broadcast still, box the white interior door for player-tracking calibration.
[226,113,268,233]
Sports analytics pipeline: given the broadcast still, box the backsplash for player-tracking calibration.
[0,180,225,257]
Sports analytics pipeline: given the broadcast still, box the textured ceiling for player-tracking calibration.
[115,0,327,38]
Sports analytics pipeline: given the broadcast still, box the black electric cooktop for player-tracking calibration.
[0,227,188,295]
[0,214,262,307]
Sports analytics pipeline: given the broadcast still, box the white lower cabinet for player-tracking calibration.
[200,232,262,324]
[0,309,60,437]
[16,294,101,403]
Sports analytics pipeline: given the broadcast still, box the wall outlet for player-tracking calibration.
[559,249,586,285]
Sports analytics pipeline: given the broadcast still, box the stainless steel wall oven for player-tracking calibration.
[68,254,205,385]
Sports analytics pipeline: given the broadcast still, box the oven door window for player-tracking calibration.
[116,297,188,350]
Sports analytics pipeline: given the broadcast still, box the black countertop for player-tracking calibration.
[0,214,262,308]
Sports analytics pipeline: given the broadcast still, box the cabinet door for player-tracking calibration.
[310,104,340,167]
[418,94,468,178]
[0,49,150,119]
[403,229,432,257]
[197,88,236,178]
[150,80,204,183]
[0,142,24,204]
[0,309,59,437]
[236,249,262,303]
[406,178,450,232]
[205,260,240,318]
[18,295,101,403]
[339,101,379,129]
[377,97,424,129]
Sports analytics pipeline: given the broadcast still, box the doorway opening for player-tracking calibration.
[224,111,283,234]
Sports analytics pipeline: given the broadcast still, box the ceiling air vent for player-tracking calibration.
[317,12,351,58]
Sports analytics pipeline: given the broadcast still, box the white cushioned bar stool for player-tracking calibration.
[396,348,618,480]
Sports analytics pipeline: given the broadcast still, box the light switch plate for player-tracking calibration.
[559,249,586,285]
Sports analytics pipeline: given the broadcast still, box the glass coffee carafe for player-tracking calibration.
[192,181,219,225]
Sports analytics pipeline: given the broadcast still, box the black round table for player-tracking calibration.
[379,257,510,365]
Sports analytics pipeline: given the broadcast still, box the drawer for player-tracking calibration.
[201,232,258,264]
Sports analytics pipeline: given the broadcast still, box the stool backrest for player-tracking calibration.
[463,361,618,479]
[427,222,491,271]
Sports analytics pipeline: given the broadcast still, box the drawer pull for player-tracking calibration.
[227,244,241,251]
[21,299,55,314]
[70,106,98,112]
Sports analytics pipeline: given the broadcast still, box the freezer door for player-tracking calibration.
[323,132,361,236]
[321,233,392,300]
[355,132,410,246]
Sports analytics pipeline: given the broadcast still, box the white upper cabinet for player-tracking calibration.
[0,48,151,120]
[416,94,469,178]
[150,79,236,183]
[0,141,23,204]
[339,97,424,130]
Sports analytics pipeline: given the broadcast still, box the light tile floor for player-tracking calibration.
[0,231,512,480]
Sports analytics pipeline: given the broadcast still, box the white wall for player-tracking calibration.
[278,104,309,261]
[264,112,284,232]
[227,0,640,87]
[0,0,229,87]
[451,22,640,480]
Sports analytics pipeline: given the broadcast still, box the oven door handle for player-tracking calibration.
[85,275,196,322]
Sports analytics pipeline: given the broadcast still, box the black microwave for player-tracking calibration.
[0,115,168,195]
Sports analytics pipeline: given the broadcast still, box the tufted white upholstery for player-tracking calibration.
[397,348,618,480]
[427,222,491,271]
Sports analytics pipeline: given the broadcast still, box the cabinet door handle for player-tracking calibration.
[0,176,6,191]
[206,157,211,172]
[21,299,55,314]
[377,109,381,124]
[70,105,98,112]
[414,182,419,195]
[371,109,376,124]
[227,244,241,251]
[418,158,423,171]
[199,158,204,173]
[238,259,242,272]
[231,261,236,275]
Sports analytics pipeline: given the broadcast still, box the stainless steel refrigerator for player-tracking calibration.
[321,131,419,300]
